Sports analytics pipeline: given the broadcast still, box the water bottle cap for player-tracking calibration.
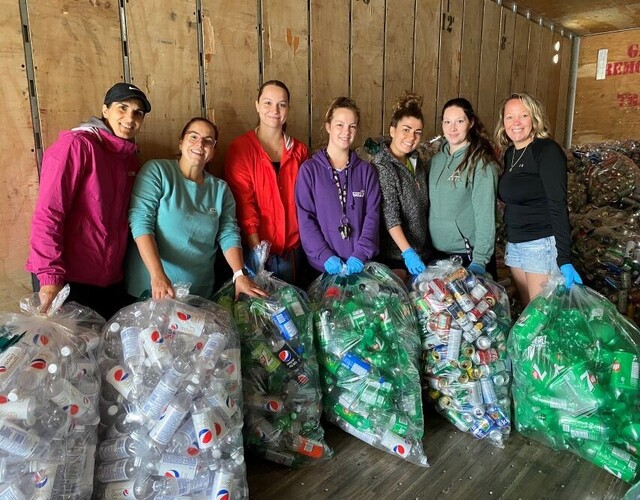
[210,448,222,459]
[60,346,72,357]
[191,375,201,385]
[48,363,59,374]
[107,405,119,416]
[6,391,18,402]
[109,322,121,332]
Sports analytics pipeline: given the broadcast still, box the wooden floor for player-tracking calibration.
[246,407,632,500]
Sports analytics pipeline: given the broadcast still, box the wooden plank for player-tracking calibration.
[261,0,309,147]
[458,0,484,108]
[524,21,543,97]
[127,1,201,165]
[436,0,464,117]
[310,0,349,149]
[383,0,415,129]
[28,0,123,149]
[544,31,564,139]
[555,36,572,145]
[0,0,38,311]
[573,30,640,144]
[414,0,441,137]
[511,14,531,93]
[351,0,385,143]
[476,0,501,128]
[202,0,260,177]
[535,27,554,110]
[494,7,516,129]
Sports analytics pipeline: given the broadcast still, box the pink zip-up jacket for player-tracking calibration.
[26,117,140,287]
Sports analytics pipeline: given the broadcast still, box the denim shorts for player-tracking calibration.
[505,236,558,274]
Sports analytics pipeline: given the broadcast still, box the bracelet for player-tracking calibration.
[232,269,248,283]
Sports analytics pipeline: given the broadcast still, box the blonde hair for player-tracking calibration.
[494,92,551,149]
[324,96,360,125]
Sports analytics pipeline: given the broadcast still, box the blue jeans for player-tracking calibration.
[505,236,558,274]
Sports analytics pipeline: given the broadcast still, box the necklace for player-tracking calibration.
[509,144,529,172]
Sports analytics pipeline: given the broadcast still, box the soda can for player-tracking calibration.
[425,375,448,390]
[467,299,491,321]
[460,380,483,406]
[457,372,470,384]
[427,278,450,301]
[470,415,493,439]
[445,408,472,432]
[487,405,510,428]
[434,312,452,336]
[461,345,475,359]
[432,344,448,362]
[480,377,498,404]
[468,281,489,302]
[271,307,299,341]
[445,329,462,365]
[609,351,639,391]
[463,325,482,343]
[473,348,499,366]
[475,336,492,351]
[445,267,468,283]
[412,293,432,317]
[492,371,511,387]
[422,333,442,350]
[437,396,452,409]
[459,359,473,371]
[467,367,482,380]
[446,280,475,312]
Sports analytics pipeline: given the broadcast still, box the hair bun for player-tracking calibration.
[393,92,423,114]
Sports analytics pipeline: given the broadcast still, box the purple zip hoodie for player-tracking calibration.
[295,149,381,271]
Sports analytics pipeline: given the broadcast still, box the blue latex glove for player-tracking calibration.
[346,256,365,275]
[401,248,426,275]
[245,248,262,274]
[324,256,344,275]
[468,262,486,275]
[560,263,583,289]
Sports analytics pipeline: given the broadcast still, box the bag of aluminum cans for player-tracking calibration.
[0,285,103,499]
[410,257,513,448]
[308,262,428,466]
[508,280,640,482]
[214,244,331,469]
[95,285,248,499]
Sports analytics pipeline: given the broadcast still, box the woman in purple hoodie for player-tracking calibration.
[26,83,151,318]
[295,97,381,275]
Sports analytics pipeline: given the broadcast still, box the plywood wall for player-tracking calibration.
[573,29,640,144]
[1,0,574,309]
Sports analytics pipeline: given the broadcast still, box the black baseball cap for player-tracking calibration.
[104,82,151,113]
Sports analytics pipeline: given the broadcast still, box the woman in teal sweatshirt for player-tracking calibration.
[428,98,501,277]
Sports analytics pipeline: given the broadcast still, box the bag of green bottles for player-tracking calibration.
[410,257,513,448]
[308,262,428,466]
[508,279,640,483]
[214,242,331,468]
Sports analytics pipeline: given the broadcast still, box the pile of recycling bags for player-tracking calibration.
[308,263,428,466]
[96,287,248,499]
[410,259,513,447]
[214,244,331,469]
[0,286,103,499]
[509,280,640,482]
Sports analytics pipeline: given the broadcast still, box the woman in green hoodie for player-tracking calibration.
[428,98,500,277]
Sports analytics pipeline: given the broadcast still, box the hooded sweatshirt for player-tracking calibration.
[295,149,381,272]
[26,117,140,287]
[428,140,498,267]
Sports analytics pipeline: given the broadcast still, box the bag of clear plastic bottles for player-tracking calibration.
[96,285,247,499]
[0,285,103,499]
[508,279,640,482]
[213,242,331,468]
[308,262,428,466]
[410,258,513,448]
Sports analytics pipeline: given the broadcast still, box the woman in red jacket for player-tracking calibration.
[225,80,310,285]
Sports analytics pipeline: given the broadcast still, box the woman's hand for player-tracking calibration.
[150,271,175,299]
[38,284,64,314]
[234,275,268,299]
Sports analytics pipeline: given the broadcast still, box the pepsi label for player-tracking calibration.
[149,403,190,446]
[168,304,205,337]
[271,308,299,341]
[50,379,91,417]
[192,409,216,449]
[157,453,198,479]
[272,340,301,370]
[380,429,412,458]
[105,365,134,400]
[210,469,234,500]
[140,327,170,365]
[205,390,238,418]
[103,480,136,499]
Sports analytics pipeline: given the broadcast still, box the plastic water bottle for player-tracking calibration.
[209,460,236,500]
[94,474,174,499]
[97,429,158,461]
[95,456,156,483]
[0,420,44,459]
[167,418,200,456]
[148,385,198,446]
[6,349,57,401]
[0,345,31,393]
[140,326,172,371]
[139,363,190,421]
[194,331,227,377]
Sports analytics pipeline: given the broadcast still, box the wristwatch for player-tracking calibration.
[232,268,249,283]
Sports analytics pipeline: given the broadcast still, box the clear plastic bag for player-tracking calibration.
[0,285,103,499]
[308,262,428,466]
[411,258,513,448]
[508,280,640,482]
[96,284,248,499]
[214,242,331,468]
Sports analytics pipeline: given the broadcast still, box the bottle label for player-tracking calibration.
[271,308,299,341]
[0,397,31,421]
[168,304,205,337]
[157,453,198,479]
[105,366,134,400]
[103,480,136,499]
[0,421,39,458]
[211,409,230,440]
[251,344,281,373]
[341,353,371,377]
[199,332,227,367]
[140,379,177,420]
[206,390,238,418]
[379,429,412,457]
[96,458,130,482]
[120,327,142,364]
[149,404,189,445]
[210,470,234,498]
[50,380,91,417]
[0,346,28,389]
[192,409,216,449]
[141,327,170,366]
[343,422,378,446]
[98,437,131,461]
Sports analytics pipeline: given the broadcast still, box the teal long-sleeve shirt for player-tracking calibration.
[428,141,498,267]
[126,159,241,299]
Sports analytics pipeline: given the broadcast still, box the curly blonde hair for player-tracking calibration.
[390,92,424,127]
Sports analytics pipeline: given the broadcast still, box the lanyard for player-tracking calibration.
[327,150,352,240]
